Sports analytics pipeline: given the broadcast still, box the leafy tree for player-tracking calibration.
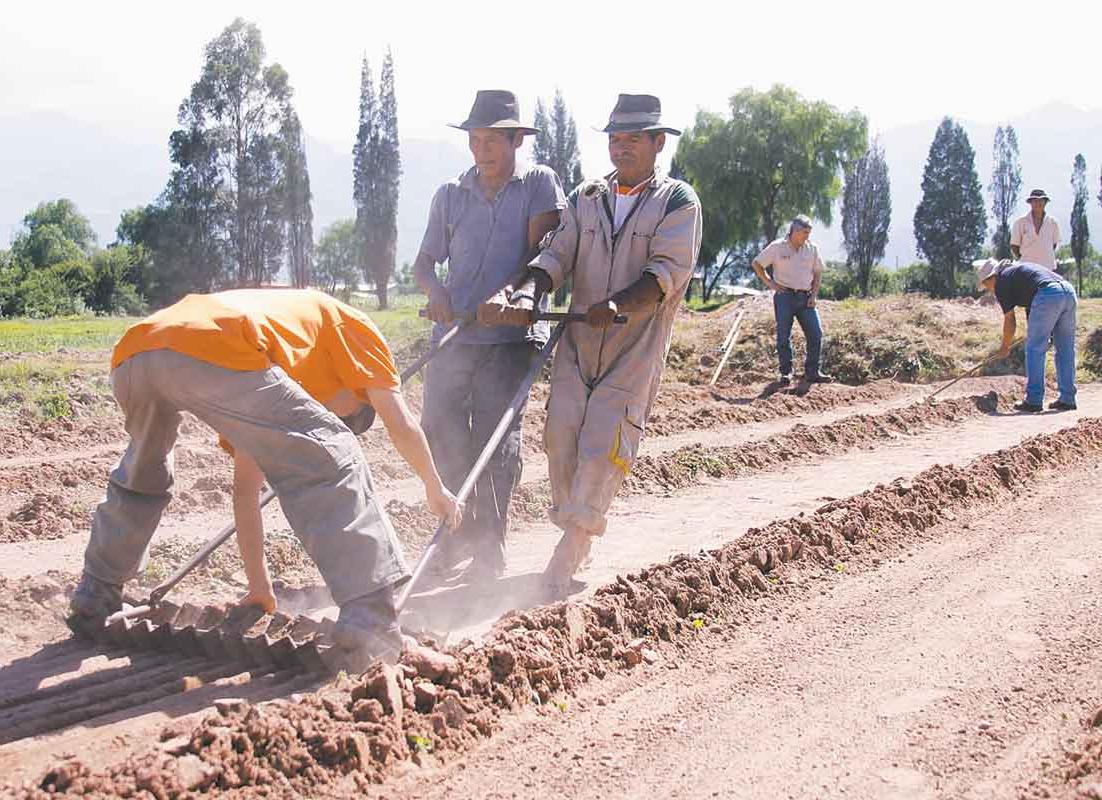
[175,17,295,286]
[1071,154,1091,295]
[281,111,314,288]
[353,50,401,309]
[841,140,892,296]
[84,246,148,315]
[680,86,866,244]
[677,87,865,300]
[913,118,987,298]
[314,219,361,298]
[11,199,97,268]
[988,125,1022,260]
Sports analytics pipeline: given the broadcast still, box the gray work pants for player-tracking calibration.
[420,341,537,571]
[84,350,409,606]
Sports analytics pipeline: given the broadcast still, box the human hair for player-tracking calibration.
[788,215,813,237]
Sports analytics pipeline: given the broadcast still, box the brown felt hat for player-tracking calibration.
[450,90,539,135]
[598,94,681,135]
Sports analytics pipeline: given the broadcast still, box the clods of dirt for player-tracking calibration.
[16,418,1102,799]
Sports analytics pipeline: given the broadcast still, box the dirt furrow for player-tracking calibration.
[8,417,1102,799]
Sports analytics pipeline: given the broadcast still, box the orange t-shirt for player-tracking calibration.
[112,289,400,404]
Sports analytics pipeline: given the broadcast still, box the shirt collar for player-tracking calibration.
[460,160,526,192]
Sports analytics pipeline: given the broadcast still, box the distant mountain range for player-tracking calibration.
[2,103,1100,270]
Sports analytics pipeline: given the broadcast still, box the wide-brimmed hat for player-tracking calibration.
[599,94,681,135]
[1026,188,1051,202]
[450,90,539,135]
[973,257,1004,286]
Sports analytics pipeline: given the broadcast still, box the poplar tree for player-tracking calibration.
[352,50,401,308]
[989,125,1022,260]
[913,118,987,298]
[841,140,892,297]
[282,111,314,288]
[1070,154,1090,295]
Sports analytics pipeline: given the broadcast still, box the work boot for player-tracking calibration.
[806,372,834,384]
[67,572,123,640]
[777,373,792,387]
[1014,400,1043,413]
[328,584,404,673]
[543,529,594,596]
[1049,400,1077,411]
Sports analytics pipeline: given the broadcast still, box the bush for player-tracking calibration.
[818,265,902,300]
[18,267,86,318]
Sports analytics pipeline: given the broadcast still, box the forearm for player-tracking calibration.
[1002,313,1016,348]
[752,261,775,288]
[1010,245,1021,259]
[385,405,446,493]
[810,270,822,297]
[608,273,664,311]
[233,492,271,596]
[413,251,444,295]
[510,268,553,305]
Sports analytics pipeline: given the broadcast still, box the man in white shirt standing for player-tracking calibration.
[752,215,831,385]
[1011,188,1060,269]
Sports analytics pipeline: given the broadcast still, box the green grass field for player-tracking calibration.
[0,316,138,353]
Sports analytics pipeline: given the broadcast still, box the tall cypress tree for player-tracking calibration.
[352,56,377,300]
[913,118,987,298]
[282,111,314,288]
[988,125,1022,260]
[532,99,553,168]
[842,139,892,297]
[1070,154,1090,295]
[532,89,582,304]
[372,48,401,309]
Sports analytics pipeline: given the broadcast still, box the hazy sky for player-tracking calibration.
[3,0,1100,173]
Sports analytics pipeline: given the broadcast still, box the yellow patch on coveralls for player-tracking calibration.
[607,422,632,474]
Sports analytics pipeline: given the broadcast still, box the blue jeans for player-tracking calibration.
[1025,282,1077,405]
[421,341,538,571]
[774,290,823,376]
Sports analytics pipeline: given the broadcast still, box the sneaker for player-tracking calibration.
[806,372,834,384]
[328,585,404,672]
[67,572,123,639]
[777,373,792,387]
[1014,400,1043,413]
[1049,400,1077,411]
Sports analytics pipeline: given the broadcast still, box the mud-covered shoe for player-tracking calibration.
[67,572,122,640]
[777,373,792,387]
[806,372,834,384]
[1049,400,1077,411]
[328,586,404,672]
[1014,400,1043,413]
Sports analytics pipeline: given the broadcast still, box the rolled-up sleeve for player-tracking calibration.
[529,199,581,290]
[643,185,703,302]
[419,185,451,264]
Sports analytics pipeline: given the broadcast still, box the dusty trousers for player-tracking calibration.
[83,350,409,606]
[421,341,538,572]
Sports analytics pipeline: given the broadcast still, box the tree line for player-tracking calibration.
[2,19,1100,317]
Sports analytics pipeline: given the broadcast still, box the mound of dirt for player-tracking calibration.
[0,572,74,652]
[18,418,1102,799]
[0,492,88,543]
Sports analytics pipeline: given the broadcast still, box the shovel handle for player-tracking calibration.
[419,309,627,325]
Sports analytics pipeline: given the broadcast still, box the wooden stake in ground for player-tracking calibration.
[709,309,747,387]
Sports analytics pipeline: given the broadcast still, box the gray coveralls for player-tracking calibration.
[84,351,408,607]
[530,171,702,535]
[418,163,565,571]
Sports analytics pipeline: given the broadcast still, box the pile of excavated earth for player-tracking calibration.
[2,299,1102,799]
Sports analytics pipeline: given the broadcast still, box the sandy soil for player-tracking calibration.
[2,356,1101,799]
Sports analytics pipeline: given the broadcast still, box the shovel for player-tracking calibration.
[926,337,1023,403]
[105,319,469,626]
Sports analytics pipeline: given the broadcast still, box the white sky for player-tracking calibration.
[2,0,1100,171]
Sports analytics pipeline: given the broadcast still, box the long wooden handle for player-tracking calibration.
[396,322,567,613]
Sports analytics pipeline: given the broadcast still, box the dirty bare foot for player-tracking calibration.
[543,529,594,595]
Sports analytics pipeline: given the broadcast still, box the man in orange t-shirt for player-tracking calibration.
[70,289,460,666]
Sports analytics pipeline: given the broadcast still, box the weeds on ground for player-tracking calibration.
[0,360,84,419]
[0,316,136,353]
